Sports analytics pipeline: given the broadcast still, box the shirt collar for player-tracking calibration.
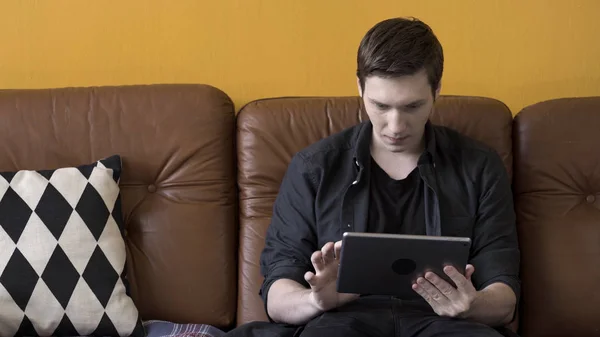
[353,120,437,169]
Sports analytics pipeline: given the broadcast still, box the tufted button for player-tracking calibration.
[586,194,596,203]
[148,184,157,193]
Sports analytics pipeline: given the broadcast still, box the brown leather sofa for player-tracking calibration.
[0,84,598,337]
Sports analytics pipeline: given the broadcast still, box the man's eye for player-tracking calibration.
[375,103,387,109]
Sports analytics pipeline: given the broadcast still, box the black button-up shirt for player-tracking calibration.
[259,120,520,320]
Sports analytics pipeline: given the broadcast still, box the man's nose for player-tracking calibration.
[387,113,407,134]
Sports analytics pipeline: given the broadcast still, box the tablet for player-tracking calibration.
[336,232,471,299]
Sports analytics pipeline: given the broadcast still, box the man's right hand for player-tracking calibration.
[304,240,360,311]
[266,240,360,325]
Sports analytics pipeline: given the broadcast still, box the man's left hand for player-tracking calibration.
[412,264,477,318]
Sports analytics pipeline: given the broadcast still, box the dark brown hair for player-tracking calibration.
[357,17,444,96]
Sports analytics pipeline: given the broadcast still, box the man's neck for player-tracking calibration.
[370,135,425,180]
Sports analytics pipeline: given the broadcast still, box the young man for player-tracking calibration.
[227,17,520,337]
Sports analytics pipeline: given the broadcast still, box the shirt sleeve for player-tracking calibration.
[469,150,521,308]
[259,153,320,320]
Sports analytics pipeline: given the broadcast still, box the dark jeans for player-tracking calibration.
[225,296,519,337]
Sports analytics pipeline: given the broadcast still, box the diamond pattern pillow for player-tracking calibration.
[0,155,145,337]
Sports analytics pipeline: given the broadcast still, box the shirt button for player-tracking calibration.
[586,195,596,203]
[148,184,157,193]
[347,223,351,228]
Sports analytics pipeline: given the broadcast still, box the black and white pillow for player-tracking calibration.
[0,155,145,337]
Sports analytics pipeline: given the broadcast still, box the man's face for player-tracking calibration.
[359,69,437,154]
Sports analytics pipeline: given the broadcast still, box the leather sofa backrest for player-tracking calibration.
[235,95,514,325]
[513,97,600,337]
[0,84,238,328]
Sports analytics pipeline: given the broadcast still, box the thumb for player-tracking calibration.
[304,271,317,287]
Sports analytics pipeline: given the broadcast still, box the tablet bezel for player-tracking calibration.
[336,232,472,299]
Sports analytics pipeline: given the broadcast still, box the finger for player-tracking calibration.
[465,264,475,281]
[443,266,470,291]
[417,276,449,305]
[425,271,457,301]
[311,250,325,273]
[334,240,342,260]
[321,242,335,264]
[412,282,435,307]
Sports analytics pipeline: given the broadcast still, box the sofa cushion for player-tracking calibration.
[235,95,514,325]
[514,97,600,337]
[0,155,144,337]
[0,84,238,328]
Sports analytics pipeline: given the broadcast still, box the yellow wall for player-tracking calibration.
[1,0,599,114]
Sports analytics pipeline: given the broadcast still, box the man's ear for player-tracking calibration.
[434,82,442,101]
[356,76,363,97]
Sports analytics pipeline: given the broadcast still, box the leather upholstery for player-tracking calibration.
[514,97,600,337]
[235,95,513,325]
[0,84,238,328]
[3,82,597,336]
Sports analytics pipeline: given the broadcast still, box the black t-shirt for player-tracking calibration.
[367,157,426,235]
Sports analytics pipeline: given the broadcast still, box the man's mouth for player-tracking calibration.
[385,135,409,144]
